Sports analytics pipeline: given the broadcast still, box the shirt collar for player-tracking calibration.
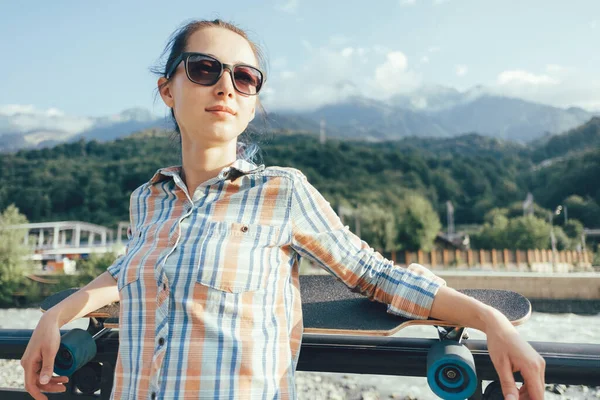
[149,158,265,185]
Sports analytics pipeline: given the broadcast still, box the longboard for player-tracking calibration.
[299,274,531,335]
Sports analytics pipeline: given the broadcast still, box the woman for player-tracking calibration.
[21,19,545,400]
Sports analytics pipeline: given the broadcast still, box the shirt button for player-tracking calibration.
[158,337,165,346]
[151,392,156,399]
[162,283,167,291]
[241,225,248,233]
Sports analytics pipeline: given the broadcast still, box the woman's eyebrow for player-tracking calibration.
[205,52,253,66]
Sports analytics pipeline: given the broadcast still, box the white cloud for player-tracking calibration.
[0,104,67,118]
[420,55,430,64]
[0,104,36,116]
[261,44,420,111]
[370,51,422,97]
[0,104,94,135]
[488,67,600,111]
[497,70,559,86]
[591,20,598,29]
[341,47,354,57]
[455,64,468,77]
[276,0,299,13]
[427,46,441,53]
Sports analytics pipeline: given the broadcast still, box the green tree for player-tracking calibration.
[75,252,120,285]
[472,214,555,250]
[472,211,510,249]
[392,193,441,252]
[563,195,600,228]
[505,215,552,250]
[562,219,583,238]
[355,203,398,252]
[0,204,33,305]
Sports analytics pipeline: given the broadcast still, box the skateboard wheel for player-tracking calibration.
[482,381,504,400]
[427,341,477,400]
[72,362,102,394]
[54,329,97,376]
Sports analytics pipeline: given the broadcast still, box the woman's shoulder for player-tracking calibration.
[261,165,307,181]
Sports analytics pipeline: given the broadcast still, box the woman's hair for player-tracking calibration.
[150,19,269,164]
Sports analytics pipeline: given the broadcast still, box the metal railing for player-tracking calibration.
[0,329,598,399]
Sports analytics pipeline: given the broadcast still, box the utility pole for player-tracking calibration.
[446,201,455,236]
[523,193,534,217]
[549,205,563,270]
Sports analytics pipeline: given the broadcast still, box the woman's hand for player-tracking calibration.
[484,308,546,400]
[20,313,70,400]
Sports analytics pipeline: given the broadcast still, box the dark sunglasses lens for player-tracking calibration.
[187,55,221,84]
[233,66,263,95]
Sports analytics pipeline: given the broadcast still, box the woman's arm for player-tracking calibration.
[430,285,546,400]
[43,271,119,327]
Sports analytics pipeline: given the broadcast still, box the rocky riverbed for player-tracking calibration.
[0,308,598,399]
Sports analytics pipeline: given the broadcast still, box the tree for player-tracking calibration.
[355,203,398,252]
[472,214,556,250]
[0,204,33,305]
[505,215,552,250]
[392,193,441,252]
[472,211,509,249]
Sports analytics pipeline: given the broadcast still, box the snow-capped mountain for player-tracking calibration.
[0,106,163,151]
[1,86,598,152]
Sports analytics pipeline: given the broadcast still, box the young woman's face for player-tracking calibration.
[159,27,259,147]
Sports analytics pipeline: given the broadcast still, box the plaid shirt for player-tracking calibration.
[106,158,446,399]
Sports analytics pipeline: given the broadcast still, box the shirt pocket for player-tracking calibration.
[117,225,155,291]
[195,221,280,293]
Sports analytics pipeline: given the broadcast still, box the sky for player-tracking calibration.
[1,0,599,121]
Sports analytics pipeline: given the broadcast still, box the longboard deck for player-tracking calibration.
[299,275,531,336]
[40,275,531,335]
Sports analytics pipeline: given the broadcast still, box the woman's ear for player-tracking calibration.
[158,77,175,108]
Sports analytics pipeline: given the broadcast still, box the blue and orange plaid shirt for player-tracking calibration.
[106,158,446,399]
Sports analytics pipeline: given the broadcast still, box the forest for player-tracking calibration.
[0,117,598,253]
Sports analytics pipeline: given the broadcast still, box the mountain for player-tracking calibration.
[74,108,162,142]
[305,96,453,141]
[390,84,486,112]
[0,107,163,152]
[1,86,598,152]
[433,95,595,143]
[529,116,600,163]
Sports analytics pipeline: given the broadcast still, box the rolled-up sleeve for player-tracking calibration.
[289,170,446,319]
[106,253,127,281]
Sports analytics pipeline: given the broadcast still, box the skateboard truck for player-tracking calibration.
[427,325,478,399]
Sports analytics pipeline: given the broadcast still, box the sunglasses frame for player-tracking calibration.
[166,52,265,96]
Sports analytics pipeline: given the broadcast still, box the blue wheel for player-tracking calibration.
[54,329,97,376]
[427,341,477,400]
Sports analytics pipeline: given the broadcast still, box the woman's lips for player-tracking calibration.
[206,110,235,118]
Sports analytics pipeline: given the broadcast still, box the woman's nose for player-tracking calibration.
[213,68,236,96]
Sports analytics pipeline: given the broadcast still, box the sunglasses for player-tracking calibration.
[166,52,264,96]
